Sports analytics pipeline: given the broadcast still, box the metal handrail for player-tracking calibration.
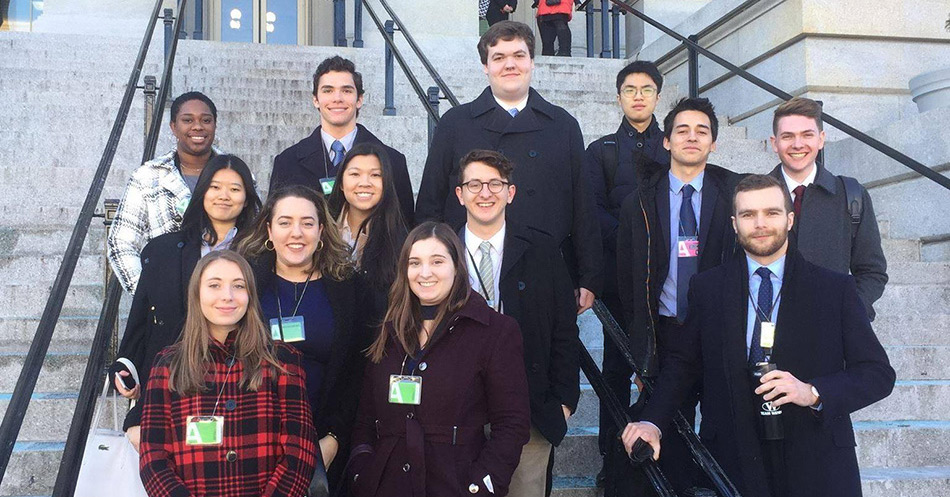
[611,0,950,191]
[592,301,743,497]
[579,343,677,496]
[376,0,460,107]
[0,0,169,483]
[361,0,441,122]
[50,3,189,493]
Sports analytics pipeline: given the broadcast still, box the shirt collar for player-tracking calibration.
[321,126,359,156]
[204,227,238,250]
[780,164,818,192]
[493,94,528,114]
[669,170,705,195]
[464,222,506,255]
[745,253,787,282]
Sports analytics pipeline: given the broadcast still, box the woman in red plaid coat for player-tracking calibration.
[139,250,318,496]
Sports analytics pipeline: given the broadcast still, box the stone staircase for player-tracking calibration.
[1,30,948,496]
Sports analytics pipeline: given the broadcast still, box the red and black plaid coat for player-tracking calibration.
[140,337,318,497]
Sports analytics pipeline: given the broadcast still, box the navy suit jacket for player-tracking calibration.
[642,248,895,497]
[270,124,415,226]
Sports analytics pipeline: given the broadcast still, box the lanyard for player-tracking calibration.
[274,266,316,340]
[748,286,783,323]
[198,353,236,418]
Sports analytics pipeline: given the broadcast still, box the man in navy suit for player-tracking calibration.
[270,56,414,225]
[622,174,895,497]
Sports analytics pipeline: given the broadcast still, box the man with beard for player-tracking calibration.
[621,174,895,497]
[615,97,740,494]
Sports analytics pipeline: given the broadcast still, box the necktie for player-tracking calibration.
[478,241,495,303]
[508,108,519,118]
[792,185,805,222]
[478,0,489,17]
[330,140,346,172]
[749,267,773,365]
[676,184,698,322]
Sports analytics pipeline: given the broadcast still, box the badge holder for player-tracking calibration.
[677,236,699,258]
[388,375,422,405]
[270,316,306,343]
[319,177,336,196]
[186,416,224,446]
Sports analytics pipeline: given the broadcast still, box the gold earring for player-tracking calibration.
[315,240,324,251]
[264,239,275,251]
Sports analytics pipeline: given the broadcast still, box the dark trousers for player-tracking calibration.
[599,290,633,455]
[537,14,572,56]
[654,316,700,493]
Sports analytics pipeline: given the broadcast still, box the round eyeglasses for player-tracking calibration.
[459,179,510,194]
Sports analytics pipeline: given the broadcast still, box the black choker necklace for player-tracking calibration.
[420,305,438,320]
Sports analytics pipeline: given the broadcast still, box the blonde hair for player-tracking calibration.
[167,250,284,395]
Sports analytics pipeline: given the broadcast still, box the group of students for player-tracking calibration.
[103,19,895,497]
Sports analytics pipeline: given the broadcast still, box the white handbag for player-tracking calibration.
[74,375,148,497]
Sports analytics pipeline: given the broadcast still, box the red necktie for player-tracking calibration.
[793,185,806,221]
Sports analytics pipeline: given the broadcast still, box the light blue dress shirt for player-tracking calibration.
[659,171,704,317]
[745,254,786,356]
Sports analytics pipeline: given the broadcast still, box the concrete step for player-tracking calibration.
[875,284,950,315]
[0,254,106,286]
[0,393,126,442]
[0,316,118,353]
[886,262,950,285]
[854,380,950,421]
[549,468,950,497]
[0,284,107,318]
[553,420,950,478]
[0,353,89,393]
[0,227,106,257]
[0,442,64,497]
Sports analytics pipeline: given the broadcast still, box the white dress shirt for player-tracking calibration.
[464,223,505,310]
[781,164,817,194]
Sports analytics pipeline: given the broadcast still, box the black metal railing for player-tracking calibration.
[0,0,187,490]
[610,0,950,191]
[581,0,624,58]
[592,301,743,497]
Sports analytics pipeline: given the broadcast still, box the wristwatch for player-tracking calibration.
[810,385,821,406]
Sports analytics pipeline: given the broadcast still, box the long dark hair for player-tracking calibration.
[327,143,407,289]
[368,222,470,363]
[180,154,261,246]
[234,185,353,282]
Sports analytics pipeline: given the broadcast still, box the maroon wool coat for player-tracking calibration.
[348,293,531,497]
[140,338,318,497]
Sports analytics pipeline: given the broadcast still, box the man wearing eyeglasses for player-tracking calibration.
[583,60,670,491]
[455,149,580,497]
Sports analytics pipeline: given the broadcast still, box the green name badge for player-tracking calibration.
[319,177,336,196]
[270,316,306,343]
[185,416,224,446]
[389,375,422,405]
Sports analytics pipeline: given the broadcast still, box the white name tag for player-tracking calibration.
[760,322,776,349]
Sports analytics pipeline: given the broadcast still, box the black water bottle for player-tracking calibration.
[751,361,784,440]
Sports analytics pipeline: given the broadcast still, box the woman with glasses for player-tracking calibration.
[112,154,261,452]
[139,250,317,496]
[348,222,530,497]
[236,185,371,493]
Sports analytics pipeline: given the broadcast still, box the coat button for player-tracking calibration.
[225,399,237,411]
[637,141,644,148]
[226,450,237,462]
[177,241,184,248]
[407,412,414,419]
[531,363,539,373]
[403,463,411,472]
[419,362,427,371]
[158,320,164,326]
[528,150,538,158]
[628,131,634,137]
[518,281,526,291]
[174,214,182,223]
[526,188,536,196]
[469,483,479,493]
[143,258,149,265]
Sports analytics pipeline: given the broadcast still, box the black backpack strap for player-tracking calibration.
[602,132,621,193]
[840,175,863,240]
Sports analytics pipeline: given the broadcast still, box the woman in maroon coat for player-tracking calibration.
[348,222,531,497]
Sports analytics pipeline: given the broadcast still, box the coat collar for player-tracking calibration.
[768,162,838,195]
[453,291,494,327]
[295,123,380,159]
[470,87,557,135]
[499,221,532,282]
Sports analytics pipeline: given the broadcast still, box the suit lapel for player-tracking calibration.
[771,250,800,366]
[297,127,332,180]
[656,173,672,262]
[722,254,750,375]
[698,172,720,255]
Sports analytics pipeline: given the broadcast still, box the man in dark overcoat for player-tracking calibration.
[416,21,602,314]
[454,149,579,496]
[767,97,887,319]
[270,55,414,225]
[622,174,895,497]
[615,97,741,493]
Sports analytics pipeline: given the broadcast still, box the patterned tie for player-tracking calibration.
[479,0,489,18]
[330,140,346,173]
[749,267,773,365]
[478,241,495,303]
[676,184,698,322]
[508,108,519,118]
[792,185,806,222]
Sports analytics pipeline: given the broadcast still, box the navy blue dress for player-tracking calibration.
[259,276,336,419]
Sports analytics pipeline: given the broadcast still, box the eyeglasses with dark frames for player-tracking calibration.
[459,179,510,194]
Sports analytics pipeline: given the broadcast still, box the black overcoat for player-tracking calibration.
[115,230,201,430]
[642,249,895,497]
[415,87,603,294]
[270,123,415,226]
[616,162,740,376]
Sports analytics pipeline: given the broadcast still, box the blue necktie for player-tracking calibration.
[508,108,519,118]
[749,267,773,365]
[330,140,346,173]
[676,184,698,322]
